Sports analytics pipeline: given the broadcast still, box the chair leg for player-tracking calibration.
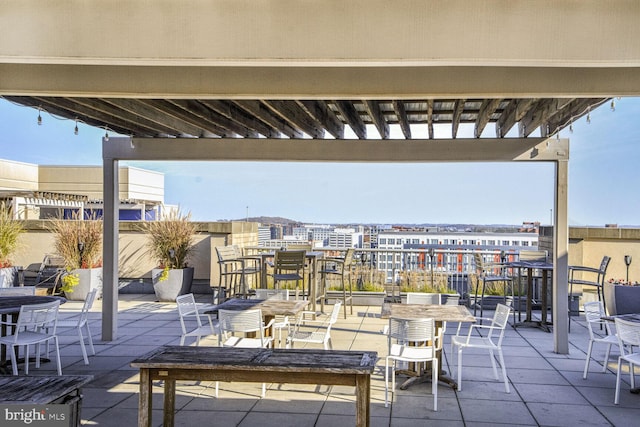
[78,327,89,365]
[384,357,391,407]
[497,349,510,393]
[615,357,622,404]
[85,322,95,355]
[489,349,498,379]
[602,343,612,373]
[53,336,62,375]
[432,357,438,411]
[583,340,594,379]
[457,347,463,392]
[9,345,18,376]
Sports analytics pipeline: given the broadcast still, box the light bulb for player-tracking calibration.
[104,130,109,141]
[610,99,616,111]
[586,113,591,124]
[37,109,42,126]
[569,120,573,133]
[74,120,79,135]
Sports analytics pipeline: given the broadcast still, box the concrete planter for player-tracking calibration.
[603,282,640,315]
[152,267,194,302]
[65,268,102,301]
[326,290,386,306]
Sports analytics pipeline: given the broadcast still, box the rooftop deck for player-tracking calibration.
[30,295,640,426]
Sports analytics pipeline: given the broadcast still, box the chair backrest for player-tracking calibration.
[274,250,306,273]
[287,243,312,251]
[343,248,355,267]
[176,293,203,329]
[597,256,611,283]
[78,288,98,324]
[387,317,436,356]
[488,303,511,344]
[406,292,441,304]
[215,246,237,263]
[615,317,640,357]
[219,308,264,336]
[518,250,548,262]
[583,301,612,338]
[254,289,289,300]
[0,286,36,296]
[14,300,60,339]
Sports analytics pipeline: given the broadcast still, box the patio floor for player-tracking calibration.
[24,294,640,426]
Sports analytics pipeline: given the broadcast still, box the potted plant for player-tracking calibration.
[0,202,24,287]
[142,210,197,302]
[50,214,103,300]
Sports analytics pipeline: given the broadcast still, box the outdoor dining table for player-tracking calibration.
[131,346,377,427]
[508,260,554,332]
[204,298,309,337]
[380,302,476,390]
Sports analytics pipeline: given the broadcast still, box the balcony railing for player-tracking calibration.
[249,244,547,304]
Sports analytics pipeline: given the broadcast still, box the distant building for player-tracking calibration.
[0,158,166,220]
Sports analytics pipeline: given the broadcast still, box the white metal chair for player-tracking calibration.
[583,301,618,379]
[406,292,441,304]
[0,286,36,296]
[217,308,274,397]
[614,317,640,404]
[0,300,62,375]
[286,301,342,350]
[384,317,439,410]
[176,293,219,346]
[451,303,511,393]
[252,289,290,348]
[55,287,98,364]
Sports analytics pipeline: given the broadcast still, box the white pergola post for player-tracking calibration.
[553,159,569,354]
[101,152,119,341]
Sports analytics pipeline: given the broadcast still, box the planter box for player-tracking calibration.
[326,290,386,306]
[152,267,194,302]
[604,282,640,315]
[65,268,102,301]
[467,295,516,311]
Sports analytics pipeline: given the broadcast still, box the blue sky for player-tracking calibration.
[1,97,639,226]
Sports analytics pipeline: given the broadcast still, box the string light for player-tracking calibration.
[37,108,42,125]
[74,119,79,135]
[610,99,616,111]
[586,106,591,124]
[104,128,109,141]
[569,119,573,133]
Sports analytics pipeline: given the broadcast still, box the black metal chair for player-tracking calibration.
[472,253,514,323]
[568,255,611,331]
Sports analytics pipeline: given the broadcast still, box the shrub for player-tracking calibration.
[0,202,24,267]
[141,209,197,270]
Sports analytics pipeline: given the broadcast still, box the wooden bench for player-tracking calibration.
[0,375,93,427]
[131,346,377,427]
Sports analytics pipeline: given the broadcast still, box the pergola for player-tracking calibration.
[2,1,640,353]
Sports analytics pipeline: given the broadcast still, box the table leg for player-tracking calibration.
[138,368,152,427]
[164,378,176,427]
[355,374,370,427]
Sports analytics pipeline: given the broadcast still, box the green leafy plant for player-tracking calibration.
[141,209,197,277]
[0,202,24,268]
[49,213,103,293]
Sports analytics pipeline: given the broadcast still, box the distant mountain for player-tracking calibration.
[238,216,299,225]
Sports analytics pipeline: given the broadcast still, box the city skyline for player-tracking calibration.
[1,97,639,226]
